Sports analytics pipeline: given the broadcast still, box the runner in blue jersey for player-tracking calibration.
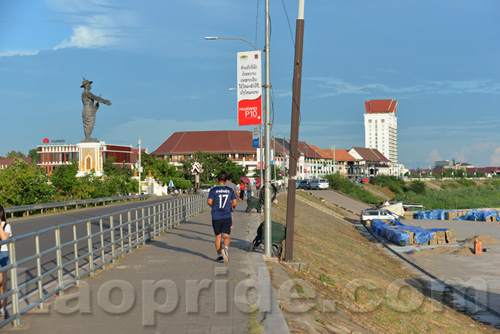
[207,171,237,263]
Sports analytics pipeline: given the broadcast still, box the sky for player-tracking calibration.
[1,0,499,169]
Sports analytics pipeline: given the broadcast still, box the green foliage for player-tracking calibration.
[50,161,80,199]
[457,178,476,187]
[5,150,26,158]
[180,152,246,184]
[409,180,426,195]
[402,180,500,210]
[28,148,39,162]
[370,175,406,195]
[324,174,383,205]
[50,158,137,200]
[0,158,55,206]
[141,153,179,183]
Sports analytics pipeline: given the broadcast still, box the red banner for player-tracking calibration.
[238,97,262,126]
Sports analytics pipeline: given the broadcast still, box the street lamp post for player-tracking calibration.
[204,37,258,51]
[205,33,272,257]
[205,3,272,258]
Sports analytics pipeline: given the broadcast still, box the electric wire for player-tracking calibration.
[281,0,295,48]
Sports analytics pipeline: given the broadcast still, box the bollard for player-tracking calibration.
[474,238,482,255]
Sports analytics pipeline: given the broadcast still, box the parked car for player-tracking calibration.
[199,184,212,193]
[297,180,309,189]
[360,208,399,225]
[309,178,329,190]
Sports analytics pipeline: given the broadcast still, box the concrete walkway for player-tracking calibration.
[3,204,288,333]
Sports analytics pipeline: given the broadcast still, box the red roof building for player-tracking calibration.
[364,99,398,114]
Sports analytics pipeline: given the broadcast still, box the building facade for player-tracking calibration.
[38,143,134,175]
[364,99,398,163]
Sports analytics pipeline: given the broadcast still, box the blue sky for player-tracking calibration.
[1,0,499,169]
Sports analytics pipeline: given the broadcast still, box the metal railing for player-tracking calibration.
[0,194,208,328]
[3,194,152,218]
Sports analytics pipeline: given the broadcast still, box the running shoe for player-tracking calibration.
[222,246,229,262]
[216,255,224,263]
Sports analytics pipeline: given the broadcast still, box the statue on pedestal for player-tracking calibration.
[81,77,111,142]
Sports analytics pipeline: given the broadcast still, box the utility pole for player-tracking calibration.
[263,0,273,258]
[284,0,305,262]
[137,139,142,195]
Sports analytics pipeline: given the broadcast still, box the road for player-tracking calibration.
[7,195,189,299]
[306,189,372,215]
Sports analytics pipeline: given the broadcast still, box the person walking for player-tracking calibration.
[0,205,12,319]
[239,182,246,200]
[207,172,237,263]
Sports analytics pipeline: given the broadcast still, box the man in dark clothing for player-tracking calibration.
[207,172,237,263]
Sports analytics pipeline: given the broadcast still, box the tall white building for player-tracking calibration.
[364,99,398,163]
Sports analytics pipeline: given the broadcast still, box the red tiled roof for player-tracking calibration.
[0,157,32,168]
[318,149,357,162]
[365,99,397,114]
[350,147,390,163]
[151,131,256,156]
[297,141,323,159]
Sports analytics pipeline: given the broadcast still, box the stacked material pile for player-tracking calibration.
[371,219,457,246]
[417,208,500,221]
[454,209,500,222]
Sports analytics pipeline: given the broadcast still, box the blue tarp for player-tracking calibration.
[371,219,435,245]
[454,209,500,222]
[415,210,446,220]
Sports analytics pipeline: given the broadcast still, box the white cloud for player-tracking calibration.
[309,77,500,98]
[48,0,138,51]
[54,26,118,49]
[0,50,40,57]
[426,149,442,163]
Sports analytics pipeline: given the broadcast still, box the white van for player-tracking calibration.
[309,178,329,190]
[360,209,399,225]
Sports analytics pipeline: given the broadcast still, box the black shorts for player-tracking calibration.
[212,218,232,235]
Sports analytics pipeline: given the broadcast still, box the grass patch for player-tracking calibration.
[271,193,499,333]
[248,304,262,334]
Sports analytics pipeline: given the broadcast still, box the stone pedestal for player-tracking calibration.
[76,141,105,177]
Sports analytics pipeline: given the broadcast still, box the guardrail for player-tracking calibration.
[3,194,152,218]
[0,194,208,328]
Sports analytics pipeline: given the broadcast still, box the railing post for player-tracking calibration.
[119,213,124,255]
[35,233,45,309]
[167,201,171,229]
[55,226,64,295]
[73,223,80,284]
[153,205,157,237]
[135,209,139,247]
[99,217,105,270]
[141,207,146,245]
[8,242,21,327]
[110,216,116,263]
[87,220,94,276]
[127,210,132,253]
[148,206,151,237]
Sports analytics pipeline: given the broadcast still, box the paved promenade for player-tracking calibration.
[3,204,288,333]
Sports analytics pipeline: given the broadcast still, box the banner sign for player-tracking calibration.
[237,51,262,126]
[252,125,260,148]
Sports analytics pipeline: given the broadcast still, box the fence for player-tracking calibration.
[0,194,208,328]
[3,194,152,218]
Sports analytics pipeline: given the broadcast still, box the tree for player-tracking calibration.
[409,180,426,195]
[28,148,39,162]
[181,152,246,184]
[6,150,26,158]
[50,161,80,199]
[0,158,55,206]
